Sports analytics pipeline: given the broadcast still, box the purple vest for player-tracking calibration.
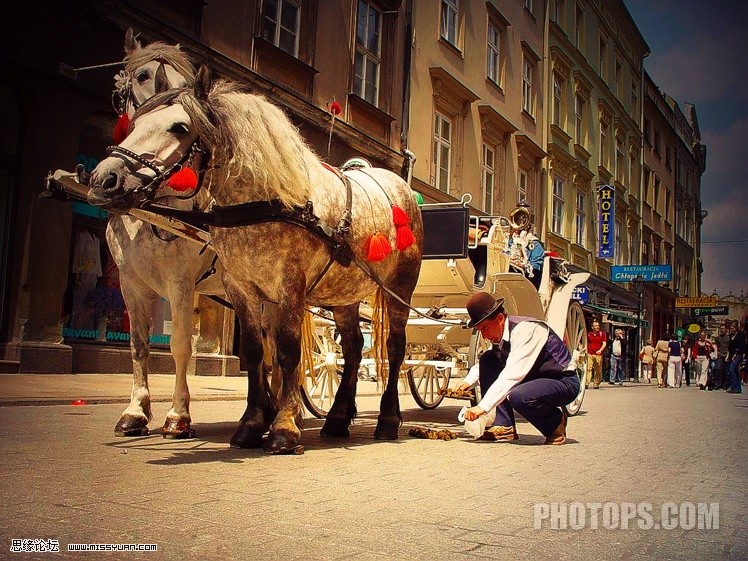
[504,316,572,380]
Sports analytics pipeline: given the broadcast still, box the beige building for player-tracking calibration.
[406,0,547,220]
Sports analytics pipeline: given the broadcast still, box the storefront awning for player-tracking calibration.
[584,303,649,328]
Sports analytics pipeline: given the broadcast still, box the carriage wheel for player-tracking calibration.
[405,345,450,409]
[562,301,588,416]
[300,325,342,419]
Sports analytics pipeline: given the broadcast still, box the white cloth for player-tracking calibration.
[695,356,709,387]
[667,356,682,387]
[464,321,552,412]
[612,339,622,357]
[72,231,102,276]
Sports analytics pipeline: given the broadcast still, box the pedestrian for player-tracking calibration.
[608,328,627,385]
[726,322,745,394]
[681,336,691,387]
[692,331,712,390]
[667,333,682,388]
[654,336,670,388]
[713,324,730,390]
[456,292,580,444]
[586,320,607,389]
[639,339,655,384]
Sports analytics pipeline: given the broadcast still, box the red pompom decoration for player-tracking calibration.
[330,100,342,116]
[395,225,415,251]
[113,113,130,144]
[391,205,409,227]
[167,167,198,192]
[365,232,392,262]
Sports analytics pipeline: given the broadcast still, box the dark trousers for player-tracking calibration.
[479,348,580,437]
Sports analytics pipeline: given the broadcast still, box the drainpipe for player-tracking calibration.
[540,0,550,248]
[400,0,414,179]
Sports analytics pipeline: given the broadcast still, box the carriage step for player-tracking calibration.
[0,360,20,374]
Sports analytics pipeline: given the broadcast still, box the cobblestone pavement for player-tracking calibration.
[0,381,745,561]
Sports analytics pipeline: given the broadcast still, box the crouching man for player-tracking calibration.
[456,292,579,444]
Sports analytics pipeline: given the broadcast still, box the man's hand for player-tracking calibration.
[464,406,485,421]
[456,382,471,393]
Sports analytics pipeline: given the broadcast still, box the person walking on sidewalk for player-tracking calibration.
[586,320,607,389]
[713,324,730,390]
[640,339,655,384]
[726,321,745,394]
[667,334,682,388]
[456,292,580,445]
[609,329,627,385]
[654,336,670,388]
[681,336,692,387]
[692,331,713,390]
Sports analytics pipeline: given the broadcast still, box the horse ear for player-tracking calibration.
[124,27,141,54]
[154,64,169,94]
[194,64,212,100]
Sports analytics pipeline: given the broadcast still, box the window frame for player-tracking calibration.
[262,0,302,57]
[433,111,452,194]
[486,22,501,85]
[575,191,586,246]
[553,72,563,127]
[522,57,534,116]
[354,0,383,107]
[482,143,495,214]
[440,0,459,47]
[552,176,565,235]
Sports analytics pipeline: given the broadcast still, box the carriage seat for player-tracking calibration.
[468,217,510,287]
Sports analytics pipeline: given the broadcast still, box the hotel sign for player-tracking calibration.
[597,184,614,259]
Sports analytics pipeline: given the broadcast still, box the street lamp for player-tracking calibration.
[633,276,645,382]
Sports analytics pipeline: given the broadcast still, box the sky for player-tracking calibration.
[625,0,748,298]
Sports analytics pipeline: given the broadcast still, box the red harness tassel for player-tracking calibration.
[113,113,130,144]
[391,204,415,250]
[167,167,198,192]
[365,231,392,262]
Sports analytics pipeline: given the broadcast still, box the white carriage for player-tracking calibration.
[301,196,590,417]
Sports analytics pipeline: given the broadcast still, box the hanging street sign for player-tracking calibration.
[597,184,615,259]
[571,285,589,304]
[675,296,717,308]
[693,306,729,316]
[610,264,672,282]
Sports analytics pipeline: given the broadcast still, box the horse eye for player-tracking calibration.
[136,71,150,83]
[169,123,190,135]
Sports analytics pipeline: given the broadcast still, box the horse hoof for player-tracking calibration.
[263,430,301,454]
[161,418,195,439]
[374,419,400,440]
[114,416,149,437]
[320,416,350,438]
[229,424,264,449]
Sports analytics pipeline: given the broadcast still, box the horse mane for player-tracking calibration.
[181,80,315,207]
[124,41,195,85]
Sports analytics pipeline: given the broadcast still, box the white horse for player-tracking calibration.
[88,66,424,453]
[108,30,224,438]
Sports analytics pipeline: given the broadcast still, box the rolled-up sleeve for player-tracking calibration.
[477,322,548,412]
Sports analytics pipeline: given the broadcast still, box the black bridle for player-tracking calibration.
[106,139,206,204]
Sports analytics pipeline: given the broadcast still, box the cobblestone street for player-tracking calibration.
[0,379,746,560]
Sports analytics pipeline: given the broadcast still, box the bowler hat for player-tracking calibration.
[466,292,505,328]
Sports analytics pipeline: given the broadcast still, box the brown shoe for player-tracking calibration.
[544,411,567,445]
[478,425,518,441]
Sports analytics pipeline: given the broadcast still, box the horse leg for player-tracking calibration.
[264,303,305,454]
[374,298,410,440]
[115,284,156,437]
[161,288,196,439]
[321,304,363,438]
[228,286,275,448]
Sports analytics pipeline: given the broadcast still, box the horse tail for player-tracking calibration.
[371,288,390,387]
[298,309,316,390]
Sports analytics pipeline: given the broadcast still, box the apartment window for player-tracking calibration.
[522,57,534,116]
[665,145,671,170]
[354,1,382,106]
[615,58,622,99]
[575,7,583,49]
[433,112,452,193]
[575,192,586,246]
[518,170,528,204]
[629,230,637,265]
[643,118,651,145]
[615,138,624,183]
[654,176,661,212]
[631,80,639,116]
[653,244,660,265]
[654,130,661,156]
[553,73,563,127]
[482,143,495,214]
[599,36,607,79]
[262,0,301,56]
[486,23,501,85]
[665,190,671,220]
[600,121,609,168]
[440,0,458,46]
[553,0,565,25]
[552,176,565,235]
[575,93,584,145]
[524,0,533,15]
[643,168,650,204]
[642,238,649,265]
[615,219,622,263]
